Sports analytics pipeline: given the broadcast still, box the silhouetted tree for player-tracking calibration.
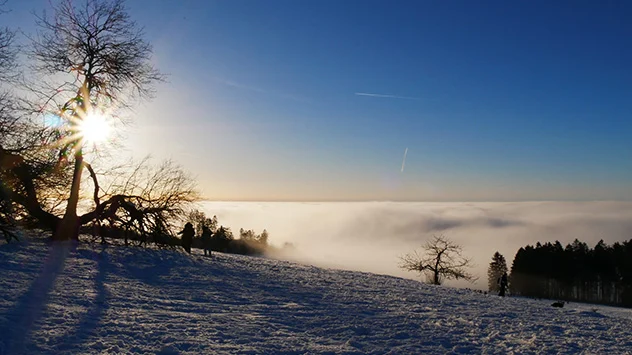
[488,252,508,293]
[258,229,269,246]
[0,0,202,242]
[399,234,477,285]
[239,228,257,242]
[212,226,233,252]
[231,228,270,255]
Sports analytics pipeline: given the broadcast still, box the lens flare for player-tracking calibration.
[78,113,111,144]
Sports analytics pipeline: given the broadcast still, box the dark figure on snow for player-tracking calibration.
[201,226,213,257]
[498,272,508,297]
[178,222,194,254]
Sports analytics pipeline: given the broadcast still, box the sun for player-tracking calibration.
[78,112,111,144]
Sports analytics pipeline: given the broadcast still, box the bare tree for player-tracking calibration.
[399,234,477,285]
[0,0,197,242]
[6,0,163,240]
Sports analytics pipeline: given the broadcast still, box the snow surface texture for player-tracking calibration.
[1,239,632,354]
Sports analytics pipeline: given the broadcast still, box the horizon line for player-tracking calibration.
[196,198,632,203]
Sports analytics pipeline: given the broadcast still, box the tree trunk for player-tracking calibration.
[52,151,84,241]
[433,256,441,285]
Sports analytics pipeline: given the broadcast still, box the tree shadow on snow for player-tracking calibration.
[51,246,112,353]
[0,243,70,355]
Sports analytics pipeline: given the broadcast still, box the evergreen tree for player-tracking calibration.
[257,229,269,246]
[488,252,508,293]
[212,226,233,252]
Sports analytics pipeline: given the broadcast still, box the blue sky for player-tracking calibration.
[5,0,632,201]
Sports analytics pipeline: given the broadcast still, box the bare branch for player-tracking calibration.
[0,1,17,82]
[79,157,199,239]
[84,161,100,208]
[0,145,61,230]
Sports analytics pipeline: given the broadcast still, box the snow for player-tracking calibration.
[1,239,632,354]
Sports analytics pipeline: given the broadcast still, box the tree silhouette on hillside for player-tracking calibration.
[488,252,508,293]
[399,235,477,285]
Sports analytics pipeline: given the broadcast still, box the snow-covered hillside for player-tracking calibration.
[1,239,632,354]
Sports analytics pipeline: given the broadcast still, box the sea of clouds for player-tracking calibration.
[200,201,632,289]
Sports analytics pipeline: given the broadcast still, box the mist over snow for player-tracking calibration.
[201,201,632,288]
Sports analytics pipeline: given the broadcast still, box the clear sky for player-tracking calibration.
[5,0,632,201]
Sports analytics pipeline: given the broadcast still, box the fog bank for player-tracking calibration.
[200,201,632,289]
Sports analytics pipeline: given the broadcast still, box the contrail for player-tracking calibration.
[401,147,408,172]
[355,92,420,101]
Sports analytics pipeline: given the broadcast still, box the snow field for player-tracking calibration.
[1,239,632,354]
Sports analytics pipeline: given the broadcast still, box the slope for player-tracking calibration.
[1,239,631,354]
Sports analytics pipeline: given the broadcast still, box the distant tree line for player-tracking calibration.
[509,239,632,307]
[81,208,274,257]
[186,209,271,256]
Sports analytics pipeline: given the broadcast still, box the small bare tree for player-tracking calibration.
[399,234,477,285]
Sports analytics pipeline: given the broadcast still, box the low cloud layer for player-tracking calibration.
[201,201,632,289]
